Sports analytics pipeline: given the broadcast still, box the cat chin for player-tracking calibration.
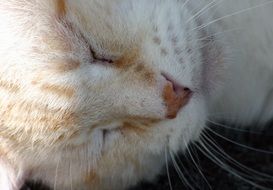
[164,94,207,153]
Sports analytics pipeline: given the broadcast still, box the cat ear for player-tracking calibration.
[0,160,26,190]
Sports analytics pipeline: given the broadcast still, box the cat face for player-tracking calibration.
[47,0,204,152]
[0,0,225,188]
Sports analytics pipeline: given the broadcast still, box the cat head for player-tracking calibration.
[60,0,224,152]
[0,0,226,183]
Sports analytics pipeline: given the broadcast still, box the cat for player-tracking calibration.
[0,0,273,190]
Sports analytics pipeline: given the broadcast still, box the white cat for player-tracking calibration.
[0,0,272,190]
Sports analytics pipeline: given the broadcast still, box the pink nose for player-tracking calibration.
[162,74,192,119]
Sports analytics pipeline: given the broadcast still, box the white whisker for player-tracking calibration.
[192,0,273,32]
[200,136,256,180]
[186,0,223,24]
[165,146,173,190]
[196,27,242,41]
[169,151,195,190]
[69,158,73,190]
[184,140,212,190]
[54,156,60,190]
[173,152,199,188]
[202,131,273,180]
[195,140,271,190]
[206,119,265,135]
[181,0,191,11]
[206,127,273,155]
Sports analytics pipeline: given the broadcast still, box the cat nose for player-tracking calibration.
[162,74,192,119]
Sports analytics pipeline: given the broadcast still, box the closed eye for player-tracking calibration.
[89,45,114,64]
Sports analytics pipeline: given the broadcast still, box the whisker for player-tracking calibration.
[196,27,242,41]
[169,150,196,190]
[200,135,259,180]
[191,40,214,52]
[195,140,271,190]
[69,157,73,190]
[181,0,191,11]
[186,0,223,24]
[202,131,273,180]
[206,127,273,155]
[208,112,238,117]
[206,119,265,135]
[54,156,60,190]
[187,28,241,54]
[173,152,199,189]
[165,146,173,190]
[191,0,273,32]
[184,140,212,190]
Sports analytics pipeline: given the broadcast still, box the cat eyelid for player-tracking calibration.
[89,46,114,64]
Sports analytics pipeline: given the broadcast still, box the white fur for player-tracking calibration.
[0,0,273,190]
[0,160,26,190]
[208,0,273,126]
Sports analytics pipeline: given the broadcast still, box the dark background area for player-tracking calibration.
[22,122,273,190]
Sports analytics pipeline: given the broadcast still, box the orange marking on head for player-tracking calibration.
[85,171,98,186]
[134,64,145,72]
[40,83,75,99]
[133,62,156,83]
[0,146,9,156]
[0,130,18,143]
[31,72,47,86]
[126,116,161,126]
[143,71,155,83]
[113,48,156,84]
[56,134,65,142]
[114,49,140,68]
[52,59,81,73]
[121,122,147,135]
[39,23,73,53]
[43,111,77,131]
[57,0,66,16]
[3,101,77,127]
[54,130,79,143]
[42,35,71,52]
[0,80,20,93]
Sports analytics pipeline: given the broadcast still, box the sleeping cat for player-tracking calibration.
[0,0,273,189]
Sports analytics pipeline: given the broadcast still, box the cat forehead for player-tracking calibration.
[64,0,191,57]
[66,0,188,34]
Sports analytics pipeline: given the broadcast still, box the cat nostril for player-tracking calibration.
[161,73,192,119]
